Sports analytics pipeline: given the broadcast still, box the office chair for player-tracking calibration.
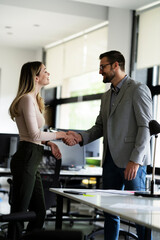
[0,177,37,240]
[0,179,83,240]
[0,156,83,240]
[0,211,36,240]
[85,212,138,240]
[0,213,83,240]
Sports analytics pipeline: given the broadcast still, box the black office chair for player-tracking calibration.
[0,177,37,240]
[0,211,36,240]
[0,184,82,240]
[85,211,138,240]
[0,154,83,240]
[0,213,83,240]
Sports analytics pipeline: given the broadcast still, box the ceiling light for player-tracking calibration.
[33,24,40,27]
[136,0,160,12]
[5,26,12,29]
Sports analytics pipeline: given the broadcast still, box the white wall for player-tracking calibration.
[0,47,43,133]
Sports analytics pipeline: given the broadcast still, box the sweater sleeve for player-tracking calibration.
[18,95,57,142]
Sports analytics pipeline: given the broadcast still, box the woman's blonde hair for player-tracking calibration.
[9,61,45,121]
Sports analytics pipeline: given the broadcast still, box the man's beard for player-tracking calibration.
[103,71,115,83]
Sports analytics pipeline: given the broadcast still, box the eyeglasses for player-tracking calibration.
[99,63,113,71]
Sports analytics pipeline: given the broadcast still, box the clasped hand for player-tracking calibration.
[62,131,82,146]
[48,131,82,159]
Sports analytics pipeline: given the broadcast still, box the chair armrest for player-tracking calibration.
[0,211,36,222]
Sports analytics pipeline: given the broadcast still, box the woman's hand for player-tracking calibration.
[56,131,67,139]
[48,141,62,159]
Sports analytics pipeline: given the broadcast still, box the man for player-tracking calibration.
[65,50,152,240]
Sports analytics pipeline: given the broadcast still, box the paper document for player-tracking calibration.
[94,190,134,195]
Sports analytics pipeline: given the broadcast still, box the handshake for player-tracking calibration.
[61,131,82,146]
[47,131,83,159]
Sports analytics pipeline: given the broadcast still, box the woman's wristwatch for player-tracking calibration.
[45,141,50,146]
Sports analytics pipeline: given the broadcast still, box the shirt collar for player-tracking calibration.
[111,75,128,93]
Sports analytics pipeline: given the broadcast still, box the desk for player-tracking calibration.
[50,188,160,239]
[0,166,102,177]
[60,166,102,188]
[60,166,102,177]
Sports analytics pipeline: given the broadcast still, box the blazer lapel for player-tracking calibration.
[110,79,131,116]
[104,89,111,120]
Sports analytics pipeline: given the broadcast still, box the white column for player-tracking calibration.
[107,8,132,75]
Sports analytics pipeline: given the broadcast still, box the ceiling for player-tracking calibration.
[0,0,158,50]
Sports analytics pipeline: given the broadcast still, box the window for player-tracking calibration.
[45,24,108,130]
[58,100,101,130]
[137,6,160,69]
[45,24,108,159]
[61,71,105,98]
[135,6,160,171]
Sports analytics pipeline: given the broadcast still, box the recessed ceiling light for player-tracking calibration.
[5,26,12,29]
[33,24,40,27]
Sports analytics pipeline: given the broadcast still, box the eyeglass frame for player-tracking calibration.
[99,62,114,71]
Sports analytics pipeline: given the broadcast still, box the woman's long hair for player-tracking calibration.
[9,61,45,121]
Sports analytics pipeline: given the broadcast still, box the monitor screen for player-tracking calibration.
[53,140,85,170]
[84,139,100,157]
[0,133,19,168]
[55,128,101,158]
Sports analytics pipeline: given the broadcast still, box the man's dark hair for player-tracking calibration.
[99,50,125,71]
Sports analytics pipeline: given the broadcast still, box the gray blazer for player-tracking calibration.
[80,77,152,168]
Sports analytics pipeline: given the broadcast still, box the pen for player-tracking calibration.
[63,190,86,195]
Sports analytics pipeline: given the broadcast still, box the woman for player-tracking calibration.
[8,61,72,239]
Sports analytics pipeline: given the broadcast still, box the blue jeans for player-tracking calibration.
[102,149,150,240]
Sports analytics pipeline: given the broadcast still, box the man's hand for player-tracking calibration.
[63,131,82,146]
[48,142,62,159]
[124,161,139,181]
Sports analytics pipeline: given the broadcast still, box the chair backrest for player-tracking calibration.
[38,150,61,209]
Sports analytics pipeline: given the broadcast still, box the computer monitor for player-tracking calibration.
[84,139,100,157]
[55,128,101,158]
[0,133,19,168]
[53,140,85,170]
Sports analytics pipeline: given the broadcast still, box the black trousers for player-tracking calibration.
[8,141,46,239]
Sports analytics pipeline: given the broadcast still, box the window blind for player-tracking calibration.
[45,26,108,88]
[137,6,160,69]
